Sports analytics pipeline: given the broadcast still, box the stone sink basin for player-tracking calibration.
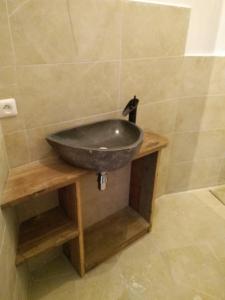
[46,119,143,172]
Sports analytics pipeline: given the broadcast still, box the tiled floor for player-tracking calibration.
[29,189,225,300]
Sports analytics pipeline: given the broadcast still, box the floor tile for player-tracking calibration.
[29,188,225,300]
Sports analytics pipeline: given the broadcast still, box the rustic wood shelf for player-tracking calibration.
[1,130,168,277]
[84,207,150,271]
[1,132,168,208]
[16,207,78,265]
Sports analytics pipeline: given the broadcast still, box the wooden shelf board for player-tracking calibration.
[16,207,78,265]
[2,158,88,208]
[84,207,150,271]
[1,131,168,208]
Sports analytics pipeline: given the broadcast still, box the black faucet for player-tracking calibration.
[122,96,139,124]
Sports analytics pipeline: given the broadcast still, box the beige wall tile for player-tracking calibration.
[160,133,173,166]
[156,169,169,198]
[10,0,75,64]
[189,158,221,189]
[195,130,225,160]
[167,157,220,195]
[26,127,56,162]
[122,2,190,59]
[121,57,183,106]
[137,100,177,135]
[218,158,225,185]
[1,207,17,250]
[0,123,29,297]
[0,126,8,197]
[201,95,225,130]
[170,132,199,163]
[156,134,173,197]
[175,96,206,132]
[166,161,192,193]
[209,57,225,95]
[0,123,8,264]
[4,130,29,167]
[0,85,16,99]
[0,209,5,250]
[6,0,18,14]
[181,57,214,97]
[80,165,130,228]
[68,0,121,61]
[17,62,119,128]
[0,236,16,300]
[168,129,225,192]
[0,206,18,300]
[0,66,15,89]
[7,0,36,16]
[0,0,14,66]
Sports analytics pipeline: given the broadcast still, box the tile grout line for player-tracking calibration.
[8,0,31,18]
[116,0,124,112]
[5,0,31,164]
[4,93,225,135]
[4,0,17,169]
[1,55,225,69]
[4,114,225,137]
[2,109,122,135]
[12,55,185,68]
[65,0,78,62]
[168,155,225,165]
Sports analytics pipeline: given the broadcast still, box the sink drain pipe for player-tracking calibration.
[98,172,108,191]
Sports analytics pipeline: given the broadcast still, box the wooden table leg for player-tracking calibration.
[59,182,85,277]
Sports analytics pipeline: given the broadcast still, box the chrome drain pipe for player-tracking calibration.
[98,172,108,191]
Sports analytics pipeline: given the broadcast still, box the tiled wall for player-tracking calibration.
[0,2,224,194]
[0,1,188,166]
[167,56,225,192]
[0,0,29,299]
[0,122,29,300]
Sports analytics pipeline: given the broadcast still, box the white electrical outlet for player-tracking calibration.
[0,98,18,119]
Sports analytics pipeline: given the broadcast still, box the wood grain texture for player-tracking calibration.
[136,131,168,159]
[1,131,168,208]
[16,207,78,265]
[59,182,85,276]
[84,207,150,271]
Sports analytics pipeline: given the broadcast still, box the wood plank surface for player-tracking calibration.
[2,158,88,207]
[16,207,78,265]
[136,131,168,159]
[84,207,150,271]
[1,131,168,208]
[59,182,85,276]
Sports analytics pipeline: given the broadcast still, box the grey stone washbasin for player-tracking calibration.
[46,119,143,172]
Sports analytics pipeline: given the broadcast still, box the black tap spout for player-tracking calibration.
[122,96,139,124]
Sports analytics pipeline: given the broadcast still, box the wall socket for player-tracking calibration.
[0,98,18,119]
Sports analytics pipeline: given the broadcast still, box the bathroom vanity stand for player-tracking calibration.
[1,131,168,277]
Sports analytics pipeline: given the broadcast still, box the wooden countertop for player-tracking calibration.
[1,131,168,208]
